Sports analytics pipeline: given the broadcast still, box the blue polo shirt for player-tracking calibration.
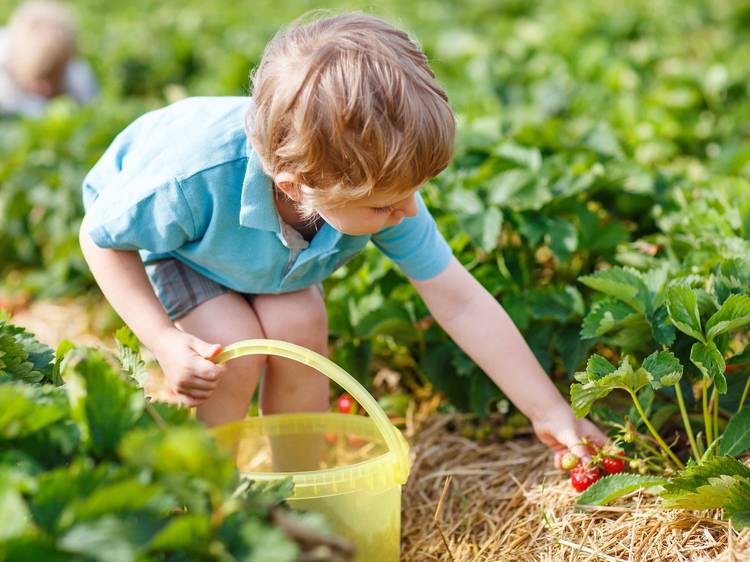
[82,97,453,294]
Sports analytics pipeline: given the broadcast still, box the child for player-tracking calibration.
[79,12,605,467]
[0,0,98,117]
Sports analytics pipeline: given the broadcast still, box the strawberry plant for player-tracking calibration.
[568,179,750,525]
[0,315,351,560]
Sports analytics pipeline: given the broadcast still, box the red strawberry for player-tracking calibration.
[337,394,354,414]
[347,435,365,448]
[602,456,626,474]
[324,432,338,444]
[570,465,602,492]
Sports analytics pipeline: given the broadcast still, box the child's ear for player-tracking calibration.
[273,172,303,202]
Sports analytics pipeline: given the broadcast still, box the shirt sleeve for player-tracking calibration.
[84,173,196,253]
[371,192,453,280]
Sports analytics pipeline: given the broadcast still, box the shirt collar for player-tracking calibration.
[239,147,281,232]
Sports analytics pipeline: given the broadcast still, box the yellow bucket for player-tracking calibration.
[210,339,411,562]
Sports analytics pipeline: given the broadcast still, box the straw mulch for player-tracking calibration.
[401,414,750,562]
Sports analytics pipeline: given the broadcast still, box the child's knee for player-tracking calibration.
[262,288,328,350]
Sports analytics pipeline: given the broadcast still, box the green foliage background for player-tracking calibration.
[2,0,750,414]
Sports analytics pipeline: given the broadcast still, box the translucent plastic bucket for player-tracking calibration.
[210,339,411,562]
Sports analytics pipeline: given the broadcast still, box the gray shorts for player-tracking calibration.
[144,258,322,321]
[145,259,235,321]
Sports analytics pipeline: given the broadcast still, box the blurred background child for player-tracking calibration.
[0,0,98,117]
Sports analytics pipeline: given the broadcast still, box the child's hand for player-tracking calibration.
[152,328,226,408]
[531,403,608,469]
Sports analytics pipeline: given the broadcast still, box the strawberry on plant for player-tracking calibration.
[561,452,580,471]
[570,465,602,492]
[337,394,354,414]
[602,456,626,474]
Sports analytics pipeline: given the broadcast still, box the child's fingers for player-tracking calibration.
[181,376,218,391]
[190,338,223,360]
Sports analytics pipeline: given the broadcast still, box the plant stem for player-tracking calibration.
[738,376,750,414]
[712,388,719,455]
[674,383,700,461]
[702,380,713,448]
[628,390,685,469]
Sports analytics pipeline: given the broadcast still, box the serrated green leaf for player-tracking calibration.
[63,350,145,458]
[667,286,705,343]
[690,341,727,393]
[661,455,750,509]
[722,407,750,457]
[577,473,668,506]
[579,267,648,313]
[641,350,683,389]
[586,354,616,379]
[571,358,651,417]
[705,294,750,341]
[581,299,636,339]
[646,305,677,346]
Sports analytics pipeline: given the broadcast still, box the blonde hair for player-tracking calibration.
[247,12,455,210]
[7,1,77,82]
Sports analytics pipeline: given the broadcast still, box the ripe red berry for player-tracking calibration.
[570,465,602,492]
[337,394,354,414]
[602,456,626,474]
[347,435,365,448]
[561,452,580,471]
[324,432,338,444]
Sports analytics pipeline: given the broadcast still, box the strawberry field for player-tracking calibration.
[2,0,750,560]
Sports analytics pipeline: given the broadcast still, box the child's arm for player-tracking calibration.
[411,256,606,464]
[79,214,224,406]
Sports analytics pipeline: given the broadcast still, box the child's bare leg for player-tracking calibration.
[175,292,267,428]
[252,286,330,414]
[252,286,330,470]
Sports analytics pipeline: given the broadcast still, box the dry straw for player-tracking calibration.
[402,414,750,562]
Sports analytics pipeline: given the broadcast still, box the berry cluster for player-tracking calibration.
[562,443,627,492]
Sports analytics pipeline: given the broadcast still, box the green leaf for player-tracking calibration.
[585,354,616,379]
[583,122,623,159]
[646,306,677,347]
[57,515,152,562]
[571,358,650,417]
[354,304,416,343]
[667,286,705,343]
[690,341,727,393]
[0,472,32,540]
[705,294,750,341]
[119,426,235,490]
[661,456,750,516]
[0,383,69,439]
[577,473,668,506]
[469,373,502,418]
[488,172,552,210]
[148,513,212,552]
[722,407,750,457]
[581,299,636,339]
[579,267,648,313]
[0,320,54,384]
[64,350,145,458]
[641,350,683,389]
[493,142,542,172]
[546,218,578,262]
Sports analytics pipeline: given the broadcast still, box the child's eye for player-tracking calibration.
[372,206,394,214]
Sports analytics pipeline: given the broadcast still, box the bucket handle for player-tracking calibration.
[213,339,409,475]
